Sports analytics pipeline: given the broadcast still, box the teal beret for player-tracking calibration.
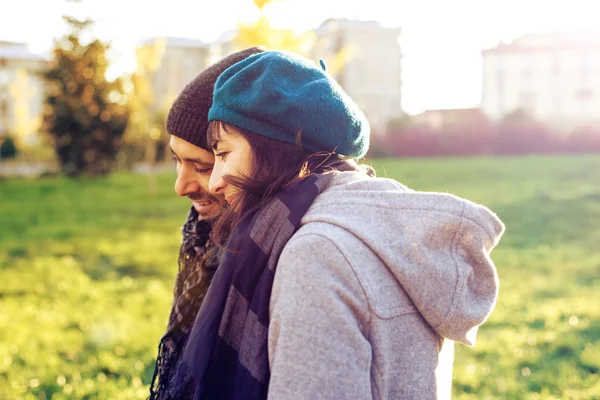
[208,51,370,159]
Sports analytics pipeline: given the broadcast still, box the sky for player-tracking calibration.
[0,0,598,114]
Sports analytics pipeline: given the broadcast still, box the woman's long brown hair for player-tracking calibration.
[206,120,372,249]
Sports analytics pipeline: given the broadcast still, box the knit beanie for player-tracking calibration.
[166,46,267,150]
[208,51,370,159]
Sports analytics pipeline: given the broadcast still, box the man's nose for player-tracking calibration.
[174,167,201,197]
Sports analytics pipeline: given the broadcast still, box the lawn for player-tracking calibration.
[1,155,599,399]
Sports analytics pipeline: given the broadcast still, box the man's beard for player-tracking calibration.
[187,192,227,221]
[187,192,220,204]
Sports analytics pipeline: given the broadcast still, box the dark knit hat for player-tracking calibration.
[166,46,267,150]
[208,51,370,159]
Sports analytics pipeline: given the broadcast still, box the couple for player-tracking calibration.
[150,47,505,400]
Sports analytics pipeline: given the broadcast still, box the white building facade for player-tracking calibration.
[312,19,403,135]
[0,41,48,143]
[482,33,600,131]
[139,37,212,109]
[142,21,404,135]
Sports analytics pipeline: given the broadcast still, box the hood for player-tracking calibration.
[301,172,505,346]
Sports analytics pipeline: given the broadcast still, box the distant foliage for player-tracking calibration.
[120,38,170,168]
[234,0,314,54]
[0,136,18,160]
[232,0,352,76]
[43,17,129,177]
[372,110,600,158]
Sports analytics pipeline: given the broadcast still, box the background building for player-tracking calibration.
[482,32,600,131]
[144,21,404,135]
[0,41,48,144]
[138,37,212,109]
[312,19,403,135]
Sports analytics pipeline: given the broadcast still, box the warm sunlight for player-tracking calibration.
[1,0,599,114]
[2,2,599,399]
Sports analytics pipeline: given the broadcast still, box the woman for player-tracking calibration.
[172,51,505,400]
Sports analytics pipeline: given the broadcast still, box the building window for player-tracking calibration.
[0,99,7,117]
[0,98,8,134]
[496,69,504,92]
[576,89,593,100]
[580,65,589,79]
[518,90,537,114]
[0,69,9,85]
[580,50,589,77]
[551,51,560,75]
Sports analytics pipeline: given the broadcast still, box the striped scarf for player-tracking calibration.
[169,173,334,400]
[149,208,220,399]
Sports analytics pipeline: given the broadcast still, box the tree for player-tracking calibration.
[495,109,555,154]
[120,38,171,193]
[566,126,600,153]
[234,0,313,54]
[0,136,18,160]
[232,0,351,75]
[121,38,168,168]
[43,16,129,177]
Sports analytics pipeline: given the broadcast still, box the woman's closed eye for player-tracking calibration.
[215,151,229,161]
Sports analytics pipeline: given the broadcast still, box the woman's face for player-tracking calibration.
[208,124,253,208]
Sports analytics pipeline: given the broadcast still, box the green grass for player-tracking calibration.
[1,155,599,399]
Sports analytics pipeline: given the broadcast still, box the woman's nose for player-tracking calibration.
[208,164,226,195]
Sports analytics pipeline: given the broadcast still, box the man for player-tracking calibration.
[149,46,265,400]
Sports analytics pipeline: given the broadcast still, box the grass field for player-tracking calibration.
[1,155,599,399]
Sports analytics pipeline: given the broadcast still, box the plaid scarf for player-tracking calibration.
[169,173,334,400]
[149,208,220,400]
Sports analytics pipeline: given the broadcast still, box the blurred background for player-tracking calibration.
[0,0,598,399]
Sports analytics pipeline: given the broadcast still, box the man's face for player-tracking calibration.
[170,135,226,220]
